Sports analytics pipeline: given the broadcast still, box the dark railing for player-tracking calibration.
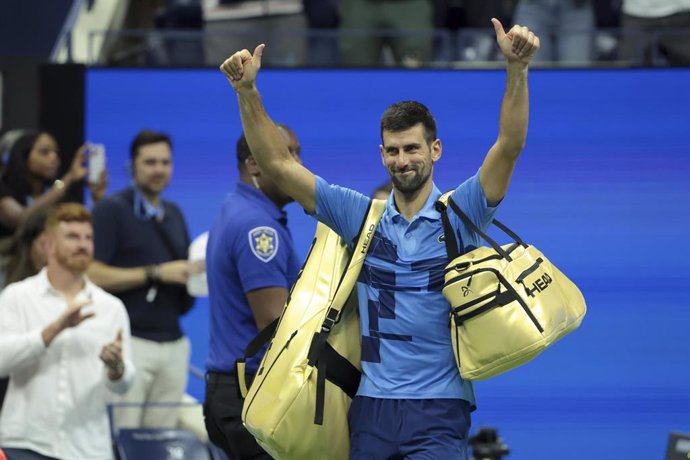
[76,27,690,68]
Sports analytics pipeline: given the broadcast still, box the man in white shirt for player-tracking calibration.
[0,203,134,460]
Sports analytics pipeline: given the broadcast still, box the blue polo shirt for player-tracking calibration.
[312,171,497,407]
[206,182,301,373]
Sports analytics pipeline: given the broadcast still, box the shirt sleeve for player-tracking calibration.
[449,169,499,233]
[92,198,121,264]
[0,285,47,377]
[232,217,293,294]
[311,176,370,245]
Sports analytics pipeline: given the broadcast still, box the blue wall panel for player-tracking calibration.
[86,68,690,460]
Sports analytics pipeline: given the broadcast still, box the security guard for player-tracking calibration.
[204,125,302,460]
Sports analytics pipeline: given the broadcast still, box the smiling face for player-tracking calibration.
[380,123,441,196]
[27,133,61,181]
[132,141,173,198]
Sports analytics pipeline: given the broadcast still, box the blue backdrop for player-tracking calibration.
[85,68,690,460]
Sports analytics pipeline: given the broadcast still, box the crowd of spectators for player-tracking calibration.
[0,130,200,459]
[106,0,690,67]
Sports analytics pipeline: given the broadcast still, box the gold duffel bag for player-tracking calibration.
[236,199,385,460]
[436,193,586,381]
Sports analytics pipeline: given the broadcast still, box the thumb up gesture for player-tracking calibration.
[492,18,540,65]
[100,329,125,380]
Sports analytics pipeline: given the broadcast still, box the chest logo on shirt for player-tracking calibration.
[248,226,279,262]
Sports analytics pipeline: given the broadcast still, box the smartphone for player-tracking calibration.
[88,144,106,184]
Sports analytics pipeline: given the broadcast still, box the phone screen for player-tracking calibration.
[88,144,106,183]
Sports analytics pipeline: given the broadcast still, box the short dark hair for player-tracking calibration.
[236,134,252,166]
[130,130,172,162]
[380,101,437,145]
[236,123,295,167]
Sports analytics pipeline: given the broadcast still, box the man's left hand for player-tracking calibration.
[100,329,124,380]
[492,18,540,65]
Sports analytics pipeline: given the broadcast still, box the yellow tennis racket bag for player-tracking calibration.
[235,199,386,460]
[436,193,586,381]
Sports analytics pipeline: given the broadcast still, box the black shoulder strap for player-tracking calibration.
[435,197,461,260]
[152,216,186,261]
[123,188,185,261]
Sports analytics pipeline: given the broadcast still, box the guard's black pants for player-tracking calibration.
[204,372,273,460]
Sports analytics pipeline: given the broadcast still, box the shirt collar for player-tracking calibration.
[132,185,165,221]
[236,181,288,224]
[36,267,96,299]
[384,183,442,223]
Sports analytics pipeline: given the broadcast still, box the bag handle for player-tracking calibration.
[437,192,527,261]
[234,318,279,398]
[436,199,462,260]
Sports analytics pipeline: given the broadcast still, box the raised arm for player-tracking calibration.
[0,296,94,376]
[480,19,540,205]
[0,145,88,232]
[220,45,317,213]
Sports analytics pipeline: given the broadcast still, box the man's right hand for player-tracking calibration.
[220,44,265,92]
[158,260,202,285]
[63,144,89,186]
[42,299,94,346]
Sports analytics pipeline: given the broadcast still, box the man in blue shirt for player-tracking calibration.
[219,17,540,459]
[204,128,302,460]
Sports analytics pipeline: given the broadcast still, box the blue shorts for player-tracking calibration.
[348,396,472,460]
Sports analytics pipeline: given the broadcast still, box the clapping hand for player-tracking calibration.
[100,329,124,380]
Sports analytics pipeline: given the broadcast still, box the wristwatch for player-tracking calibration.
[145,264,161,284]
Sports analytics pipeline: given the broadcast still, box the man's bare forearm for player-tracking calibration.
[87,261,148,292]
[497,62,529,157]
[236,87,293,176]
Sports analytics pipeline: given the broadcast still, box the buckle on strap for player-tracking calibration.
[321,308,339,333]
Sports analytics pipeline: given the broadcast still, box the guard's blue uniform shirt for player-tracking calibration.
[313,171,497,407]
[206,182,301,373]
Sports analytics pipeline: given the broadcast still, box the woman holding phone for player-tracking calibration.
[0,130,108,241]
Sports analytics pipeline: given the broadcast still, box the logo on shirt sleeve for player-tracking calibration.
[248,226,280,262]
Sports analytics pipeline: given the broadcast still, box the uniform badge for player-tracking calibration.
[248,226,279,262]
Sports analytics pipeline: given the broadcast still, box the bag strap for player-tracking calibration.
[435,193,462,260]
[308,198,386,424]
[436,191,527,261]
[236,198,386,400]
[316,198,386,335]
[151,218,186,261]
[125,189,196,313]
[125,188,187,261]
